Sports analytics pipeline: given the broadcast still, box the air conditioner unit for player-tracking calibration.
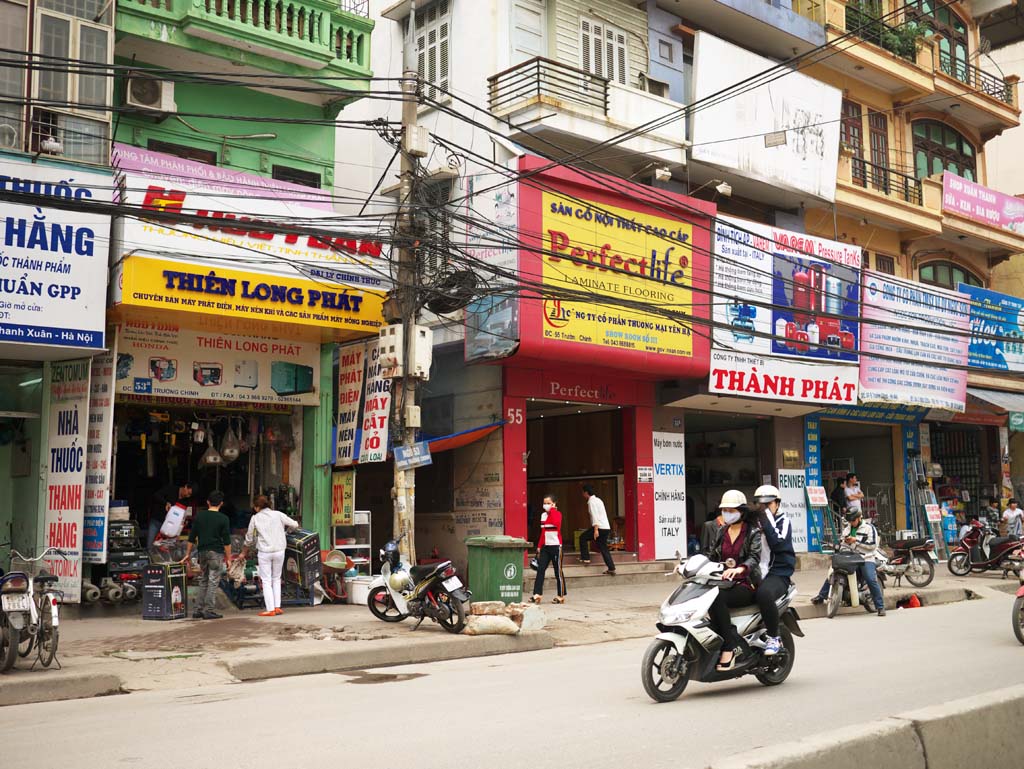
[125,77,177,113]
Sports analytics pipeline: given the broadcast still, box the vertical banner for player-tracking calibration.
[335,342,366,466]
[778,469,809,553]
[652,431,687,560]
[83,334,117,565]
[44,359,92,602]
[359,341,391,463]
[331,469,356,527]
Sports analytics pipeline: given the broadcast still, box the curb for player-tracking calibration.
[227,631,555,681]
[0,672,122,708]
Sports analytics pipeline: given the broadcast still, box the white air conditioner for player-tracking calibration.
[125,77,177,113]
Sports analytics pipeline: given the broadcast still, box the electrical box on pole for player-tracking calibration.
[378,323,433,380]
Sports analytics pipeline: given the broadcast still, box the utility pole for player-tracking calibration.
[390,65,422,565]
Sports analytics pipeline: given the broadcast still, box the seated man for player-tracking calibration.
[811,510,886,617]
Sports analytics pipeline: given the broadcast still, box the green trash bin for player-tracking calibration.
[464,535,532,603]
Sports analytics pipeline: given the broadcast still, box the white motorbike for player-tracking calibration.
[641,555,803,702]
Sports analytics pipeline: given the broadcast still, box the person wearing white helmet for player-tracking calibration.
[706,489,762,672]
[753,484,795,657]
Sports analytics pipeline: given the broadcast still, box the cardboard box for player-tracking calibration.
[142,563,188,620]
[284,529,322,589]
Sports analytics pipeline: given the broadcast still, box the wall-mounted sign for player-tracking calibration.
[652,432,686,560]
[958,283,1024,373]
[114,320,320,406]
[335,342,365,466]
[0,158,110,353]
[637,466,654,484]
[778,469,809,553]
[1010,412,1024,432]
[709,350,858,405]
[806,486,829,507]
[331,469,355,527]
[394,441,432,471]
[83,337,117,565]
[942,173,1024,235]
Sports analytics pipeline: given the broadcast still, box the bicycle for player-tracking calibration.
[3,547,66,670]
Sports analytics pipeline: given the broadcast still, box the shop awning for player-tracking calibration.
[966,387,1024,413]
[426,422,503,454]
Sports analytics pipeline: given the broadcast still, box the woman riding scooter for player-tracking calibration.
[706,490,762,672]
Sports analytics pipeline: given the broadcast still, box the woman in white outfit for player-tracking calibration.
[239,494,298,616]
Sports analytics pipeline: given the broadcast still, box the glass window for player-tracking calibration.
[77,24,108,106]
[39,0,109,24]
[920,261,983,289]
[37,14,70,101]
[921,264,934,282]
[0,1,27,151]
[912,119,976,181]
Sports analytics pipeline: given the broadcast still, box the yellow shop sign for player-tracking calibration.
[116,255,385,335]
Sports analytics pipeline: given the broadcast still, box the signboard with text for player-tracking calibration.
[778,469,810,553]
[942,173,1024,235]
[653,432,687,560]
[335,342,366,466]
[83,340,117,565]
[958,283,1024,373]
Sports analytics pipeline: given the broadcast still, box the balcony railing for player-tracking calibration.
[844,4,917,61]
[792,0,826,25]
[937,50,1013,105]
[851,156,923,205]
[488,57,609,117]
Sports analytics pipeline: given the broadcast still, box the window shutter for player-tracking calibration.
[411,1,451,103]
[580,16,628,84]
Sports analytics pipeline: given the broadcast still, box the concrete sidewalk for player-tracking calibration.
[0,565,1009,707]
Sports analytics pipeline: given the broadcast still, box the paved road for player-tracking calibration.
[3,587,1023,769]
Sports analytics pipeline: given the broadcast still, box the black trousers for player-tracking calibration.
[579,528,615,571]
[533,545,566,597]
[755,575,790,638]
[707,586,756,651]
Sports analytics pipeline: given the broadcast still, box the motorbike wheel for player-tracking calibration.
[756,627,795,686]
[641,638,690,702]
[36,600,58,668]
[367,587,407,623]
[0,617,18,673]
[825,577,842,619]
[906,556,935,588]
[947,552,971,577]
[437,592,466,634]
[17,626,34,658]
[1013,596,1024,646]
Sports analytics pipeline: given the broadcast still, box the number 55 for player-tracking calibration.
[506,407,523,425]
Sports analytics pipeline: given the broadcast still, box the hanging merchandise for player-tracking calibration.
[192,422,205,443]
[237,419,250,454]
[221,423,241,464]
[199,431,224,468]
[145,442,157,478]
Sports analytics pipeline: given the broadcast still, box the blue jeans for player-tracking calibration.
[859,561,884,612]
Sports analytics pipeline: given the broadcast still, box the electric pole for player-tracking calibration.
[391,66,422,565]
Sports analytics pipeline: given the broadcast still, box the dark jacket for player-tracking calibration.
[700,516,724,554]
[759,511,796,579]
[708,521,763,585]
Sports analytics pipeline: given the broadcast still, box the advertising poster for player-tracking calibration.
[114,319,320,406]
[113,144,388,290]
[83,338,117,565]
[942,173,1024,236]
[0,158,110,351]
[44,359,92,602]
[335,341,366,466]
[652,432,687,560]
[359,342,391,463]
[709,350,858,405]
[331,469,356,527]
[958,283,1024,373]
[464,170,521,362]
[859,272,969,412]
[778,469,809,553]
[539,192,696,358]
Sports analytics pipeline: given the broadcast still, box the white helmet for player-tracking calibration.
[389,570,411,592]
[754,484,781,504]
[717,489,747,509]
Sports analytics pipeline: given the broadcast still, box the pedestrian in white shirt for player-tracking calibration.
[239,494,299,616]
[1004,499,1023,538]
[580,485,616,575]
[844,473,864,514]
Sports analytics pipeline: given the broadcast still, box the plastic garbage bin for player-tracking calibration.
[464,535,532,603]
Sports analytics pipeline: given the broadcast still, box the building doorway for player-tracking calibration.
[821,420,896,535]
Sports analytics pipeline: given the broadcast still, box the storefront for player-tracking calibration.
[0,153,112,602]
[467,157,715,561]
[101,146,386,586]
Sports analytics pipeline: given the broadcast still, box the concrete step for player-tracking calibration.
[525,560,674,591]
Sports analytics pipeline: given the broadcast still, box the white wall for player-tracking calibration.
[983,41,1024,196]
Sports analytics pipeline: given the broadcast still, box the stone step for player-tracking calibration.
[524,560,674,591]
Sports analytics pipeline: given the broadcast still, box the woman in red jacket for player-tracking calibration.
[530,494,567,604]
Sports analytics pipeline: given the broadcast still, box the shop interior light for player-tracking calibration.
[18,377,42,387]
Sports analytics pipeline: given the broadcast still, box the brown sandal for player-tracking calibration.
[529,595,542,604]
[552,596,566,604]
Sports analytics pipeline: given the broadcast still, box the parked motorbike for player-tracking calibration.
[1,547,65,671]
[824,546,881,618]
[640,554,803,703]
[1013,581,1024,646]
[367,534,471,634]
[947,520,1024,578]
[875,537,936,588]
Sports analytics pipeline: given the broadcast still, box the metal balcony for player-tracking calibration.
[937,50,1013,105]
[488,57,609,117]
[851,156,923,205]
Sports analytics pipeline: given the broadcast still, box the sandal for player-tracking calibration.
[529,595,542,604]
[552,596,566,604]
[716,651,736,672]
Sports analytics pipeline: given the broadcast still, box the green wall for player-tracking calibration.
[115,65,334,184]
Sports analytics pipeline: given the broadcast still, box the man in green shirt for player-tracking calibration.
[182,490,232,620]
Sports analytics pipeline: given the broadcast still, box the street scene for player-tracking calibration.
[3,0,1024,767]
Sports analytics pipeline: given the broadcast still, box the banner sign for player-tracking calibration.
[821,403,927,423]
[331,469,356,527]
[113,255,384,335]
[859,271,969,411]
[114,319,320,406]
[394,441,432,471]
[335,342,366,466]
[0,158,110,351]
[652,432,687,560]
[957,283,1024,373]
[709,349,858,404]
[714,217,861,362]
[942,173,1024,235]
[359,342,391,463]
[44,359,91,602]
[83,337,117,565]
[778,469,809,553]
[113,144,387,289]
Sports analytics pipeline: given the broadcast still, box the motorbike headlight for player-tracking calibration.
[661,607,696,624]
